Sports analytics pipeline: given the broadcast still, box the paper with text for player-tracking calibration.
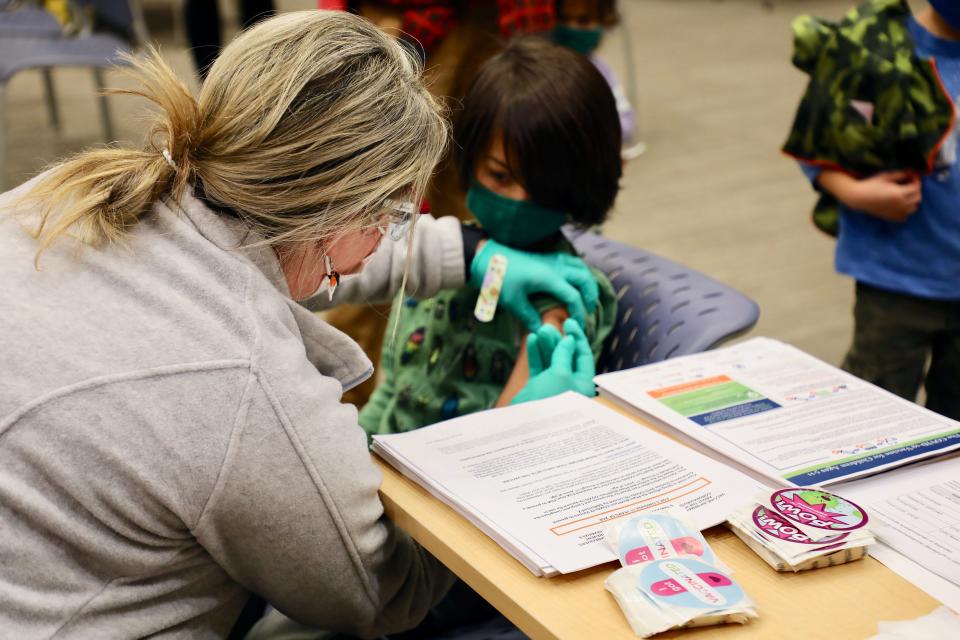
[373,392,762,575]
[842,457,960,590]
[595,338,960,486]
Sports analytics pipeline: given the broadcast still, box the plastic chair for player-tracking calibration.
[0,2,67,159]
[565,229,760,373]
[0,0,146,188]
[0,2,62,37]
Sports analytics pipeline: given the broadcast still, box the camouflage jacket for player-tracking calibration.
[783,0,955,235]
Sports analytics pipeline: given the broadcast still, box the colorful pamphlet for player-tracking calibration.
[594,338,960,486]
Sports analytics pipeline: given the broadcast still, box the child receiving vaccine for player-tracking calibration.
[360,36,622,436]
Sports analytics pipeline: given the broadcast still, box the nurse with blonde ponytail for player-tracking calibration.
[0,10,601,638]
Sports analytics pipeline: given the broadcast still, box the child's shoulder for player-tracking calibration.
[529,240,618,350]
[544,237,616,305]
[588,263,618,332]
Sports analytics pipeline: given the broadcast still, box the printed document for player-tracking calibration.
[594,338,960,486]
[842,456,960,593]
[372,392,762,576]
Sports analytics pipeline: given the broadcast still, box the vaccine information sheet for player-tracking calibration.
[373,392,762,576]
[595,338,960,486]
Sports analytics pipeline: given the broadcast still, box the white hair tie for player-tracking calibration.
[161,148,177,171]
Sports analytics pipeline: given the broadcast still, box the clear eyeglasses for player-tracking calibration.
[380,198,417,241]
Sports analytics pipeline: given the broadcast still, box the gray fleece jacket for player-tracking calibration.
[0,179,462,639]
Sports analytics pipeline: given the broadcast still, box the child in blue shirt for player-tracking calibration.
[801,1,960,419]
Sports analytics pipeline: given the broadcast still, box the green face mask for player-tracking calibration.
[466,183,567,248]
[552,24,604,56]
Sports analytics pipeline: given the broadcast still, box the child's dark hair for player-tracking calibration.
[455,37,622,228]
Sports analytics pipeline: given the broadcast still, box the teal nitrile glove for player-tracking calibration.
[470,239,599,331]
[511,319,597,404]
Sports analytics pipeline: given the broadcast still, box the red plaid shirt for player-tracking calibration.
[494,0,555,39]
[323,1,556,52]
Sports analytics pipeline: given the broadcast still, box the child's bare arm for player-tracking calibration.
[818,170,922,222]
[495,307,570,407]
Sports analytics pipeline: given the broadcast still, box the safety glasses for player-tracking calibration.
[380,198,417,241]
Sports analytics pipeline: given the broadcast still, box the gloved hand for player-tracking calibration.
[511,319,597,404]
[470,239,599,331]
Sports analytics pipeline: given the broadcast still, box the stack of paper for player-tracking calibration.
[839,456,960,610]
[726,488,874,571]
[372,392,764,576]
[594,338,960,487]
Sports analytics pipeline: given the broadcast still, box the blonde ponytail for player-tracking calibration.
[19,11,448,264]
[24,48,198,261]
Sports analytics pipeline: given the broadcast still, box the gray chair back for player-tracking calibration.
[565,229,760,373]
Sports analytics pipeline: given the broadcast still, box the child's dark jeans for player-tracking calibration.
[843,282,960,420]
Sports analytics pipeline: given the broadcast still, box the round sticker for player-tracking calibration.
[751,506,849,545]
[638,558,742,610]
[618,514,711,566]
[769,488,868,532]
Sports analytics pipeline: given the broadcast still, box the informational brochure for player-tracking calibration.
[594,338,960,486]
[372,392,763,577]
[841,456,960,593]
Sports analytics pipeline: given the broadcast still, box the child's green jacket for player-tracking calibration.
[360,236,617,437]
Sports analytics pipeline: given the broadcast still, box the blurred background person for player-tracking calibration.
[184,0,275,78]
